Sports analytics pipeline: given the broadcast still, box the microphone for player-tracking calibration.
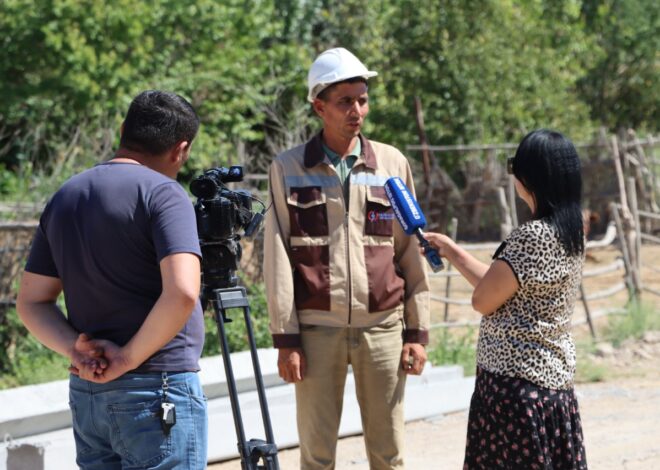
[384,177,444,272]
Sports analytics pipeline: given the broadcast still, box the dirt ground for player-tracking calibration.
[210,243,660,470]
[209,340,660,469]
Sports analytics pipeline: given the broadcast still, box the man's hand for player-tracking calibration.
[401,343,426,375]
[74,339,134,384]
[68,333,108,376]
[277,347,306,383]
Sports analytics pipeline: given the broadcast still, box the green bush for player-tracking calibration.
[574,340,608,383]
[202,280,271,356]
[605,300,660,347]
[0,280,271,390]
[427,327,477,376]
[0,307,70,389]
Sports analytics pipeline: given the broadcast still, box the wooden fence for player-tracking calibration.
[1,131,657,334]
[425,130,660,339]
[429,218,629,338]
[406,131,660,241]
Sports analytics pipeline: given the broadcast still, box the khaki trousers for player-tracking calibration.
[295,321,406,470]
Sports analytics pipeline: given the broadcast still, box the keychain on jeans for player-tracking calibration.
[160,372,176,435]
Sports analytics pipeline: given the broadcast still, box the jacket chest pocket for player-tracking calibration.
[364,185,394,237]
[287,186,328,237]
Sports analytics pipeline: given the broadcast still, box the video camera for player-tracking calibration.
[189,165,265,298]
[190,166,279,469]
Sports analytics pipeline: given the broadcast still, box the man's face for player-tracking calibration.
[313,81,369,141]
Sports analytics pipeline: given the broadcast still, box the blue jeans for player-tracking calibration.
[69,372,208,469]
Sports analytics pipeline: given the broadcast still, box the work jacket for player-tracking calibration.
[264,132,430,348]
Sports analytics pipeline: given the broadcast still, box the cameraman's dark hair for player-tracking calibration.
[511,129,584,256]
[120,90,200,156]
[316,77,368,101]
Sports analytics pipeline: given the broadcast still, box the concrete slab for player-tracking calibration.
[206,366,475,462]
[0,380,71,440]
[0,350,475,470]
[0,349,281,440]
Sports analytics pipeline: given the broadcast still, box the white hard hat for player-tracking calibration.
[307,47,378,102]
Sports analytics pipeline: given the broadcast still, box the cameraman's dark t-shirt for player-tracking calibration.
[26,162,204,372]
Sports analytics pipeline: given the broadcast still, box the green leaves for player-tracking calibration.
[579,0,660,130]
[0,0,299,180]
[0,0,657,197]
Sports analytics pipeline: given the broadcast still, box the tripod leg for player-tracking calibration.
[212,295,255,469]
[213,287,280,470]
[243,306,280,470]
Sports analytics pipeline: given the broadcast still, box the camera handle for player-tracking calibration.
[211,286,280,470]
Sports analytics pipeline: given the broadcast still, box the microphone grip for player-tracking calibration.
[415,229,444,272]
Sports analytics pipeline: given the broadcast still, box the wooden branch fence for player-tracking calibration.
[425,130,660,340]
[1,130,658,340]
[428,218,627,338]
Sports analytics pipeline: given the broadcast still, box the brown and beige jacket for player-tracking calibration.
[264,132,430,348]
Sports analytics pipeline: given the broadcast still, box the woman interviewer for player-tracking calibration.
[425,129,588,469]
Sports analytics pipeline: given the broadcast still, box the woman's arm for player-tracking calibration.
[472,260,519,315]
[424,233,520,315]
[423,232,490,287]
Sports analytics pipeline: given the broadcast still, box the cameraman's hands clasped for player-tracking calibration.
[68,333,108,377]
[69,333,134,383]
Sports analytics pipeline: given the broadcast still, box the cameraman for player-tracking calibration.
[16,90,208,469]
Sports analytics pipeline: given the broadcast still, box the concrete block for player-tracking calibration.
[205,366,475,463]
[0,380,70,440]
[0,349,475,469]
[5,443,45,470]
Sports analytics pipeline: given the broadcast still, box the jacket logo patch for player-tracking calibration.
[368,210,395,222]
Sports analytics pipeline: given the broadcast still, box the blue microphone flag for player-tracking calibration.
[384,177,444,272]
[383,177,426,235]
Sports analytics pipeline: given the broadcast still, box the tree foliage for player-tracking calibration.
[579,0,659,130]
[0,0,657,197]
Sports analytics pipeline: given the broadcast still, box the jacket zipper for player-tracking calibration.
[329,158,354,326]
[344,210,352,326]
[343,168,353,326]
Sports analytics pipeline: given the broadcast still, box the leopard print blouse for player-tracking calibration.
[476,219,585,390]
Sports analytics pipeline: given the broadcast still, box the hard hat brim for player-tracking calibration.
[307,71,378,102]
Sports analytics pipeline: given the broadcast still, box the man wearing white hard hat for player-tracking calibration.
[264,47,430,469]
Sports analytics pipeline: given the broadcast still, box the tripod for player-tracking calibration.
[210,286,280,470]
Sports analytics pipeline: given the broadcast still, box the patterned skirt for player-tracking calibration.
[463,367,587,469]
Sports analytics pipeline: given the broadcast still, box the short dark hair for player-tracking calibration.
[120,90,200,156]
[511,129,584,256]
[316,77,368,101]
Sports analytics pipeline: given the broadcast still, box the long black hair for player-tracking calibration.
[511,129,584,256]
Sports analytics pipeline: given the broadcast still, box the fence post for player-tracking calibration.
[579,283,597,340]
[413,96,433,203]
[628,129,659,213]
[611,135,630,216]
[610,203,638,300]
[496,186,512,240]
[627,176,643,290]
[443,218,458,322]
[507,177,518,227]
